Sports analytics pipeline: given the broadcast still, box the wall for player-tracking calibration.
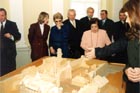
[0,0,127,68]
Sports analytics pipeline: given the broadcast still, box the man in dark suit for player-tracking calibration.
[99,10,115,41]
[114,9,130,41]
[80,7,94,31]
[98,10,115,62]
[110,9,130,64]
[0,8,21,76]
[63,9,84,58]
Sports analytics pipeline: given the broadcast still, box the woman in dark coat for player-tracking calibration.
[49,12,69,57]
[86,0,140,93]
[28,12,50,61]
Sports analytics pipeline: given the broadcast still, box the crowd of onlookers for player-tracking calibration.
[28,7,130,64]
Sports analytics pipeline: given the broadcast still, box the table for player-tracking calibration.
[0,57,126,93]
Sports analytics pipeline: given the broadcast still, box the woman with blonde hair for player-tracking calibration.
[28,12,50,61]
[49,12,69,57]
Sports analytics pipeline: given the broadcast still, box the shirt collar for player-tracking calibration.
[102,19,106,22]
[39,23,44,26]
[121,21,125,24]
[70,19,75,22]
[1,20,6,27]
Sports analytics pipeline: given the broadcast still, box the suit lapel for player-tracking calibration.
[43,25,47,37]
[69,19,76,29]
[2,20,9,33]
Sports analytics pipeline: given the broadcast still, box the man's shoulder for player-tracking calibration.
[63,19,69,24]
[106,18,114,23]
[75,19,80,22]
[115,21,121,24]
[80,16,88,21]
[6,20,16,25]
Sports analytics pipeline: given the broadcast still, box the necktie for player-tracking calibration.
[102,20,105,26]
[89,17,91,21]
[72,20,76,28]
[1,22,3,32]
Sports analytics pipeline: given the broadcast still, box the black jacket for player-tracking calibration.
[63,19,84,58]
[99,18,114,41]
[0,20,21,76]
[95,39,128,59]
[80,16,91,31]
[114,21,130,41]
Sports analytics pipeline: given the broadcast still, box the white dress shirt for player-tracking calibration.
[0,20,6,30]
[39,23,44,35]
[70,20,76,28]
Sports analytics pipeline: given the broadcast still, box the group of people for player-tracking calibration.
[0,0,140,92]
[29,7,130,64]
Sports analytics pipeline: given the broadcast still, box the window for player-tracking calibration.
[70,0,100,19]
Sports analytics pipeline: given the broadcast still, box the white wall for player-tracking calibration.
[112,0,123,22]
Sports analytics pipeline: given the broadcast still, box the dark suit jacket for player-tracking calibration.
[28,22,50,61]
[99,18,115,40]
[114,21,130,41]
[95,39,128,59]
[108,21,130,64]
[49,25,69,57]
[0,20,21,76]
[63,19,84,58]
[80,16,91,31]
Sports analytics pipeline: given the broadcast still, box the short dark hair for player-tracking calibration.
[0,8,7,15]
[119,8,125,14]
[89,18,99,26]
[101,10,108,14]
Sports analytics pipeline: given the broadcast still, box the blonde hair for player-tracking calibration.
[38,12,49,24]
[53,12,63,21]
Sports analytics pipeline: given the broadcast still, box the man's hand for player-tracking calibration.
[4,33,12,38]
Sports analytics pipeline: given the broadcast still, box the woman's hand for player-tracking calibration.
[85,48,96,59]
[50,47,56,54]
[125,67,140,82]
